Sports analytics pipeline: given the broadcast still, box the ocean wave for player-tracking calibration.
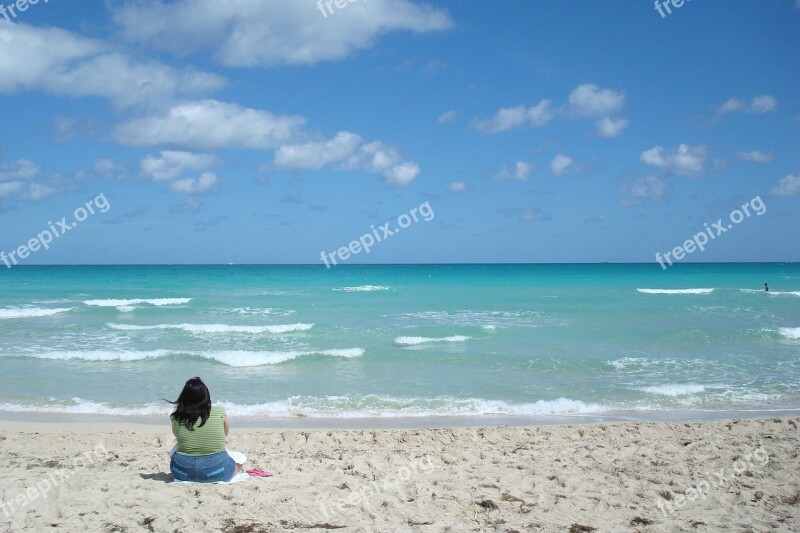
[638,384,706,397]
[637,288,714,295]
[395,335,472,346]
[779,327,800,340]
[0,396,607,418]
[6,348,363,367]
[740,289,800,296]
[389,310,566,328]
[608,357,712,372]
[0,307,72,319]
[83,298,192,307]
[107,322,313,334]
[219,307,296,317]
[0,398,170,416]
[332,285,390,292]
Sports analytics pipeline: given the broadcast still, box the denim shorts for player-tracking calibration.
[170,450,235,483]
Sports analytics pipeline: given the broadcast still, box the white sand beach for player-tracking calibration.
[0,417,798,532]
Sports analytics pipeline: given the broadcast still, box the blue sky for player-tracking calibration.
[0,0,798,265]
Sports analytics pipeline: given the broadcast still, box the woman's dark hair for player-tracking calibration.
[169,377,212,431]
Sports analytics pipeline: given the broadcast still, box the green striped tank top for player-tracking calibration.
[174,405,227,456]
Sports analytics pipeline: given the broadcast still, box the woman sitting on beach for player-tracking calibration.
[168,377,246,482]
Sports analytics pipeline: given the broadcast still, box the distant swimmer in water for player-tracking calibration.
[765,282,769,292]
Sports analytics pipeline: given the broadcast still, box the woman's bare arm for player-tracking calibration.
[224,415,230,436]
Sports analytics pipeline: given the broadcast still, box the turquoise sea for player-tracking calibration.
[0,264,798,423]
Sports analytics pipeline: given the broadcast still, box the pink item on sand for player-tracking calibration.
[246,468,273,477]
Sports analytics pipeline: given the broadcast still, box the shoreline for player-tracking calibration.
[1,416,797,531]
[2,407,799,431]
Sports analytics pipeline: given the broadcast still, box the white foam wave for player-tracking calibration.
[637,288,714,295]
[83,298,192,307]
[107,322,313,334]
[0,398,170,416]
[20,350,173,362]
[0,396,607,418]
[0,307,72,319]
[202,348,363,367]
[391,310,565,328]
[395,335,472,345]
[638,384,706,397]
[222,307,296,317]
[740,289,800,296]
[333,285,390,292]
[779,327,800,340]
[9,348,363,367]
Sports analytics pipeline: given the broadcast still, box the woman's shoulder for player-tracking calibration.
[211,405,226,417]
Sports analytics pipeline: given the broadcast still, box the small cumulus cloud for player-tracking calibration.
[140,151,217,181]
[550,154,580,176]
[448,181,468,192]
[275,132,420,187]
[566,84,625,118]
[94,159,129,181]
[495,161,532,181]
[619,175,668,206]
[437,110,458,124]
[472,100,555,133]
[771,173,800,197]
[595,117,629,138]
[737,150,774,163]
[640,144,706,176]
[169,172,218,195]
[717,95,777,116]
[473,83,628,138]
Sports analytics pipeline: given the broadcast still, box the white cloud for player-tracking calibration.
[437,110,458,124]
[596,117,629,138]
[550,155,574,176]
[24,183,58,201]
[0,159,40,182]
[473,84,627,136]
[771,173,800,197]
[620,175,668,206]
[448,181,468,192]
[472,100,554,133]
[0,181,24,198]
[495,161,532,181]
[274,132,363,170]
[169,172,219,195]
[718,95,777,115]
[0,24,224,109]
[737,150,774,163]
[93,159,128,180]
[275,134,420,187]
[114,100,306,149]
[640,144,707,176]
[567,84,625,118]
[140,151,217,181]
[519,208,550,221]
[111,0,453,68]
